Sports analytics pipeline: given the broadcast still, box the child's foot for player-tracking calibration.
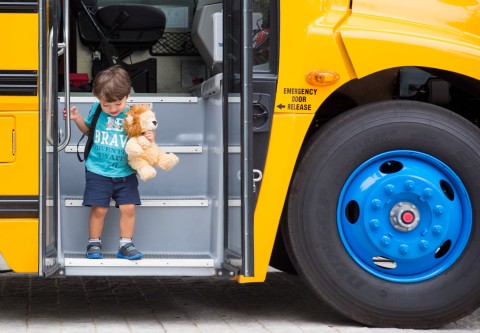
[86,242,104,259]
[117,242,143,260]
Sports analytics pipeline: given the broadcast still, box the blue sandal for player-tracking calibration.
[86,242,104,259]
[117,242,143,260]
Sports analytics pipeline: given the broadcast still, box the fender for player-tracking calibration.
[341,0,480,81]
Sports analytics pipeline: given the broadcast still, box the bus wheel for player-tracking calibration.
[287,101,480,328]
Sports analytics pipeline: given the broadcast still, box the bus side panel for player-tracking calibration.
[0,9,39,195]
[241,114,313,282]
[0,13,38,70]
[0,111,39,272]
[0,219,38,272]
[0,9,39,272]
[0,112,39,196]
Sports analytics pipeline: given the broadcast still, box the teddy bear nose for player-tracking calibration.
[153,121,157,126]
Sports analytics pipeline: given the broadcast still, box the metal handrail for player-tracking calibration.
[57,0,70,151]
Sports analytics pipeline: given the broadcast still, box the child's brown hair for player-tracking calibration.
[92,65,131,102]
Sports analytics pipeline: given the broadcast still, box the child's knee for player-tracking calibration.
[120,204,136,217]
[91,206,108,218]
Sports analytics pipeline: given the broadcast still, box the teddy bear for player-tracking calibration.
[123,104,179,181]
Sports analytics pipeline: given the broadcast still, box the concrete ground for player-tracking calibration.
[0,270,478,333]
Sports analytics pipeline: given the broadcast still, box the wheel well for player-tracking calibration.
[306,67,480,140]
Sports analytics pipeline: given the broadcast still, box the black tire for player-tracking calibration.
[287,101,480,328]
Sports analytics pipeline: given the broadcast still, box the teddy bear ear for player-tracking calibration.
[125,114,133,125]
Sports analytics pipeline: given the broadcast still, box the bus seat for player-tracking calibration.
[76,0,166,50]
[73,0,166,92]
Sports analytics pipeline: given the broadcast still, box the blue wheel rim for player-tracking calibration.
[337,150,472,283]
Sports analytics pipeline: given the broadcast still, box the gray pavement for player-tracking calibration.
[0,271,478,333]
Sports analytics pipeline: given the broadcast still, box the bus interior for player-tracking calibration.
[48,0,271,276]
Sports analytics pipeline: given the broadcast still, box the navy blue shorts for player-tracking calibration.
[83,171,141,207]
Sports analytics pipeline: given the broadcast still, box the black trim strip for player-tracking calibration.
[0,1,38,13]
[0,70,37,96]
[0,196,38,218]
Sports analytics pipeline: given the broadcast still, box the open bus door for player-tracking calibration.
[38,0,253,278]
[39,0,70,276]
[223,0,254,278]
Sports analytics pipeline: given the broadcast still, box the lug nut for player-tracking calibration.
[432,225,443,236]
[434,205,444,216]
[371,199,382,210]
[423,188,433,199]
[381,236,391,247]
[419,240,429,250]
[404,180,415,191]
[384,184,395,195]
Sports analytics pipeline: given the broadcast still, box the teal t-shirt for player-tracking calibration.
[84,102,135,177]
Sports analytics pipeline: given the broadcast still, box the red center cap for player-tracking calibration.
[402,211,415,224]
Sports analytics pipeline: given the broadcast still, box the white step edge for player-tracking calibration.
[64,256,214,268]
[48,145,241,154]
[59,96,198,103]
[65,198,209,207]
[66,145,202,154]
[51,199,236,207]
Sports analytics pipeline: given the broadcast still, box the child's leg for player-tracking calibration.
[89,206,108,239]
[118,204,136,238]
[117,204,143,260]
[86,206,108,259]
[114,174,142,260]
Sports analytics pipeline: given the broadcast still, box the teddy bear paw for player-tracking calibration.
[158,153,179,171]
[138,166,157,181]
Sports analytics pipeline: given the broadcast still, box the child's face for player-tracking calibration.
[99,96,128,117]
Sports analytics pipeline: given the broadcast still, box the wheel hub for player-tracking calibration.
[338,150,472,283]
[390,202,420,232]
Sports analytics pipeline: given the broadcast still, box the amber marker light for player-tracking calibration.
[305,70,339,86]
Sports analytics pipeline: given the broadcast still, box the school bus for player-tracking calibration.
[1,0,480,328]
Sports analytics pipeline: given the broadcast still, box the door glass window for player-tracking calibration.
[252,0,270,70]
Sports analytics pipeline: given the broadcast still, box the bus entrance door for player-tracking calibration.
[40,0,72,277]
[223,0,255,278]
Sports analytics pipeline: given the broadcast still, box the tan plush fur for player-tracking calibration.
[123,105,179,181]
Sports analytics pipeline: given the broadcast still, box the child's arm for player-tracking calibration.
[63,106,90,134]
[144,130,156,142]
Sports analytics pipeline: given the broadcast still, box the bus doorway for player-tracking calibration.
[40,0,254,277]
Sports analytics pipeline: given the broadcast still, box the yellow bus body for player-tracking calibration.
[0,11,38,272]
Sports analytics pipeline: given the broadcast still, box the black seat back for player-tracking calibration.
[71,0,163,93]
[75,0,166,49]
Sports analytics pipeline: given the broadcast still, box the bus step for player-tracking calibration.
[64,197,209,207]
[65,253,214,267]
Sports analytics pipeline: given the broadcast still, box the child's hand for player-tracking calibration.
[144,130,156,142]
[63,106,80,121]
